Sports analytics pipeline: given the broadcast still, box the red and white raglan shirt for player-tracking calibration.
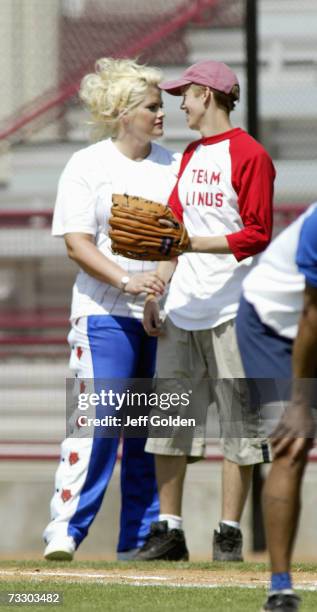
[165,127,276,330]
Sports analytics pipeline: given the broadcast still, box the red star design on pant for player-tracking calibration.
[69,452,79,466]
[61,489,72,503]
[76,346,83,359]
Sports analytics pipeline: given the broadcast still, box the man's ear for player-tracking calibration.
[202,86,211,105]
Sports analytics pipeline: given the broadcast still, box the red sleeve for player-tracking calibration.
[168,182,183,222]
[168,141,200,222]
[226,138,276,261]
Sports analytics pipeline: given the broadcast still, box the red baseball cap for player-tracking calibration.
[160,60,239,96]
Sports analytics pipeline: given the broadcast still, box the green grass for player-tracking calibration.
[1,559,262,571]
[0,562,316,611]
[0,582,316,612]
[0,559,317,572]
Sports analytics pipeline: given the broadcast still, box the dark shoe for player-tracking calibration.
[134,520,189,561]
[212,523,243,561]
[261,592,301,611]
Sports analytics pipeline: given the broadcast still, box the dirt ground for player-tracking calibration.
[0,566,316,589]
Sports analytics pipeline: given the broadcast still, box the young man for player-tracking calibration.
[137,60,275,562]
[236,203,317,611]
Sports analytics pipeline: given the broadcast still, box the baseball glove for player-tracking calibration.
[109,194,190,261]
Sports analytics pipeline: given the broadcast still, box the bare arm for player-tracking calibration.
[292,284,317,377]
[189,235,230,254]
[65,233,128,288]
[156,259,178,284]
[271,284,317,459]
[64,233,165,296]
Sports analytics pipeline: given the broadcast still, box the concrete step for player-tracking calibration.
[1,388,65,412]
[0,229,66,257]
[274,161,317,204]
[0,143,80,210]
[0,361,69,387]
[0,416,64,442]
[0,387,66,441]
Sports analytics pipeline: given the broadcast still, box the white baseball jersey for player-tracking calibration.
[243,203,317,339]
[165,128,275,330]
[52,139,180,321]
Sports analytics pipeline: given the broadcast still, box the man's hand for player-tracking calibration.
[271,401,315,462]
[143,296,163,336]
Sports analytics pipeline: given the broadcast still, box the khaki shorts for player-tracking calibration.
[145,317,271,465]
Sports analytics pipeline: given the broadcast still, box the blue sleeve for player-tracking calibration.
[296,209,317,288]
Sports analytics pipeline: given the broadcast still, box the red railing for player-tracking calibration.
[0,442,315,462]
[0,312,68,329]
[0,0,219,144]
[0,210,53,228]
[0,307,69,352]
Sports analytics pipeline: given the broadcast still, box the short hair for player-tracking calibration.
[79,58,162,139]
[191,83,240,113]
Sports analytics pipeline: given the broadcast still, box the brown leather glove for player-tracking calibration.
[109,194,190,261]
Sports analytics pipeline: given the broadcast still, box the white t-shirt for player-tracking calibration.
[165,128,275,330]
[243,203,317,339]
[52,139,180,321]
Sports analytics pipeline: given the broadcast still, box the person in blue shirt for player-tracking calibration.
[236,204,317,611]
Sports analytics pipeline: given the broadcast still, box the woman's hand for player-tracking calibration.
[143,296,162,336]
[124,272,165,296]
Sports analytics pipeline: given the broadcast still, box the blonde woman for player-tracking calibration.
[43,58,180,561]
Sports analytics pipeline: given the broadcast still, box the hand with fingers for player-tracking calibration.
[270,400,315,462]
[123,272,165,296]
[143,295,163,336]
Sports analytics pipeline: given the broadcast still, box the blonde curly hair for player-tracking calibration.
[79,58,162,139]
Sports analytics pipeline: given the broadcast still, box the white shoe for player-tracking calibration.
[44,536,76,561]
